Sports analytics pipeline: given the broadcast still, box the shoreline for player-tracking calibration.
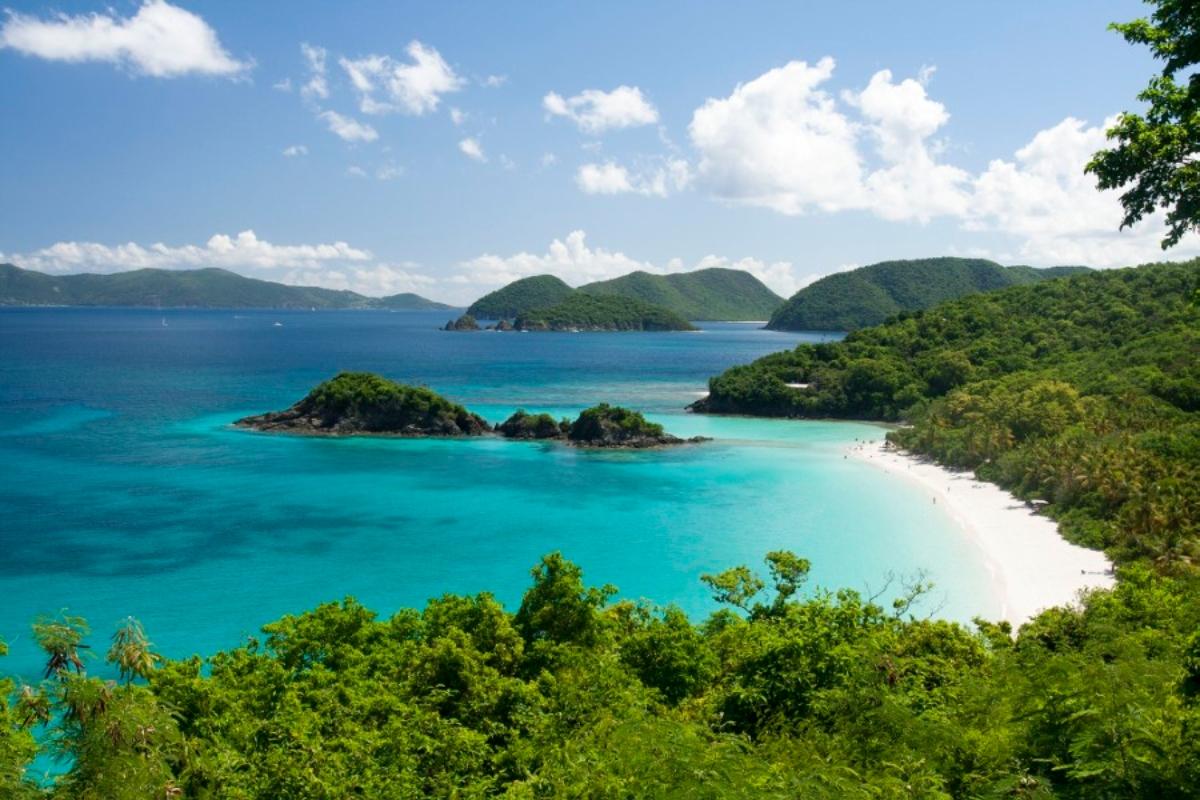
[848,438,1114,628]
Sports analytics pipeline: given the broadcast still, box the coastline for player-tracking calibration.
[848,438,1114,628]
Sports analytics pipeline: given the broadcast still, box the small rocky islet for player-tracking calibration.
[236,372,707,448]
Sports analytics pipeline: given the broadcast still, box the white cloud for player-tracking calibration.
[299,43,328,100]
[346,165,368,178]
[375,162,404,181]
[3,230,371,275]
[543,86,659,134]
[449,107,466,125]
[273,77,292,92]
[459,137,486,162]
[966,116,1200,266]
[482,74,507,88]
[541,152,558,168]
[320,110,378,142]
[690,58,865,215]
[339,41,464,115]
[0,0,249,77]
[282,144,308,157]
[576,158,690,197]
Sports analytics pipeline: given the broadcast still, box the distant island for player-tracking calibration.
[513,293,696,331]
[766,257,1091,331]
[466,267,784,322]
[0,263,452,310]
[238,372,703,447]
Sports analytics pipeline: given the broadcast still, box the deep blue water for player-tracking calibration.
[0,308,999,680]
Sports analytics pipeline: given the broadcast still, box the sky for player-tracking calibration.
[1,0,1196,304]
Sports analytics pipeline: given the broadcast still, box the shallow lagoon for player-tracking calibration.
[0,308,1000,679]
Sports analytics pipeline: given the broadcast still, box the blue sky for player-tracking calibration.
[0,0,1192,303]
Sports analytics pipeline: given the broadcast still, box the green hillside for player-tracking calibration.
[766,257,1091,331]
[580,267,783,320]
[696,259,1199,564]
[466,274,575,319]
[0,264,451,310]
[514,292,696,331]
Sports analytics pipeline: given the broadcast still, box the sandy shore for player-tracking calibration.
[848,439,1114,628]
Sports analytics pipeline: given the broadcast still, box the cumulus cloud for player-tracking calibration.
[543,86,659,134]
[0,0,250,77]
[482,74,507,88]
[966,117,1200,266]
[340,41,463,115]
[449,107,466,125]
[299,42,328,100]
[576,158,690,197]
[281,144,308,157]
[319,110,378,142]
[459,137,486,162]
[687,56,1198,264]
[3,230,371,275]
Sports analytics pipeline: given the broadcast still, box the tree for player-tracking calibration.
[1087,0,1200,248]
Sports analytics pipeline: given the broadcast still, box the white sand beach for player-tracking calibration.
[848,439,1114,628]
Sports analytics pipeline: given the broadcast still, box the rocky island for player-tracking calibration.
[239,373,707,448]
[499,404,709,448]
[235,372,491,436]
[443,314,481,331]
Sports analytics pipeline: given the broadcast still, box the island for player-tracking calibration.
[235,372,491,436]
[443,314,481,331]
[498,405,709,447]
[765,257,1091,331]
[513,294,696,332]
[465,267,784,322]
[0,263,452,310]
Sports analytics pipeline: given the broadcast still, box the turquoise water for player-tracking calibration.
[0,308,1000,680]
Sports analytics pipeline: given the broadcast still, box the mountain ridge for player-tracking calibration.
[0,263,453,310]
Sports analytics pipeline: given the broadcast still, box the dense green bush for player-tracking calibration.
[3,553,1198,798]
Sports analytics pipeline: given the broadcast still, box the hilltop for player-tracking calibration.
[466,267,784,321]
[579,267,783,320]
[513,293,696,331]
[466,275,575,319]
[766,257,1090,331]
[0,263,452,310]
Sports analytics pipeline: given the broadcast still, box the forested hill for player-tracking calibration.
[466,268,784,321]
[0,263,452,310]
[466,274,575,319]
[579,267,784,320]
[513,292,696,331]
[766,257,1091,331]
[696,259,1200,566]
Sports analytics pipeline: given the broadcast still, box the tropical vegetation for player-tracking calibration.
[766,257,1089,331]
[579,267,783,321]
[514,293,696,331]
[2,548,1198,798]
[466,275,576,319]
[696,259,1200,571]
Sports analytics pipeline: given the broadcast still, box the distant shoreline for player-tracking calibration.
[848,438,1114,628]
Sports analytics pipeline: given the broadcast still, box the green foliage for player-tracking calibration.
[496,409,569,439]
[5,554,1200,798]
[1087,0,1200,248]
[0,263,450,310]
[766,257,1090,331]
[466,274,576,319]
[579,267,784,321]
[567,403,666,442]
[699,260,1200,568]
[515,293,696,331]
[299,371,490,435]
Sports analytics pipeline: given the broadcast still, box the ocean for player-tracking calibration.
[0,307,1000,680]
